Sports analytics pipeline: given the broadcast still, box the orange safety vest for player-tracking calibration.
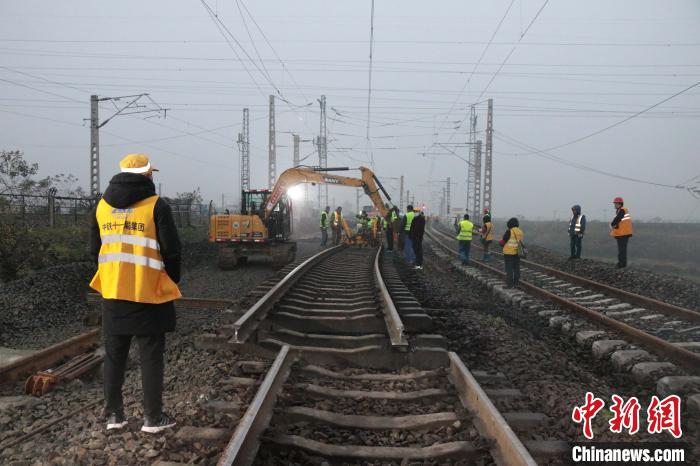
[89,195,181,304]
[611,207,633,237]
[332,211,343,228]
[482,221,494,241]
[503,227,524,255]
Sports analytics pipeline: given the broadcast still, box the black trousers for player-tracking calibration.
[504,254,521,286]
[333,228,342,245]
[385,227,394,251]
[570,234,583,258]
[104,333,165,420]
[616,236,629,267]
[412,238,423,266]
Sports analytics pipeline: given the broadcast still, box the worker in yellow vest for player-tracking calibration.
[610,196,633,268]
[480,209,494,261]
[400,204,416,264]
[320,205,330,247]
[89,153,180,434]
[331,206,343,245]
[499,217,525,288]
[455,213,474,265]
[383,205,399,251]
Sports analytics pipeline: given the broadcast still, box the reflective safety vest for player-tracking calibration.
[482,221,494,241]
[503,227,524,255]
[367,218,374,229]
[404,211,415,231]
[571,215,583,234]
[382,217,388,228]
[611,207,633,237]
[90,195,181,304]
[456,219,474,241]
[332,211,343,227]
[320,211,329,228]
[391,211,398,223]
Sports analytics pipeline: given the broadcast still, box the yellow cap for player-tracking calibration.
[413,207,421,212]
[119,153,158,174]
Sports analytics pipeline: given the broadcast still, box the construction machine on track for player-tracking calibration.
[209,166,393,269]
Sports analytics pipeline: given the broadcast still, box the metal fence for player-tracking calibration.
[170,202,212,227]
[0,192,211,228]
[0,191,95,226]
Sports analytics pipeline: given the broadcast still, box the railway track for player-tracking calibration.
[183,245,567,465]
[425,224,700,391]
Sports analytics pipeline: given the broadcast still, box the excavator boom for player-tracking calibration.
[264,166,392,219]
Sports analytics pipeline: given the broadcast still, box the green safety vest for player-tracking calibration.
[404,211,415,231]
[456,219,474,241]
[391,211,398,222]
[320,211,329,228]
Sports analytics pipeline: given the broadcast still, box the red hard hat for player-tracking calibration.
[483,208,490,213]
[613,196,624,203]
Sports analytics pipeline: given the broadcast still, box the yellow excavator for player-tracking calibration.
[209,166,393,269]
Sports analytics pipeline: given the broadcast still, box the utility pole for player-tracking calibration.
[356,189,360,214]
[446,176,451,220]
[268,95,276,189]
[473,140,482,216]
[406,190,410,207]
[483,98,494,213]
[317,95,328,210]
[238,108,250,194]
[440,187,446,218]
[158,183,162,196]
[89,95,100,197]
[399,175,404,212]
[466,105,477,216]
[293,134,300,167]
[88,93,166,198]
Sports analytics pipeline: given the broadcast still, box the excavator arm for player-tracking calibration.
[263,166,392,220]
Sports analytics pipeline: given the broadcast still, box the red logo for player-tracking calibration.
[572,392,606,440]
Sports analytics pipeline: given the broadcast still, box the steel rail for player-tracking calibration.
[232,245,344,343]
[87,293,235,310]
[433,224,700,322]
[217,345,296,466]
[448,352,537,466]
[374,247,408,347]
[0,328,101,384]
[426,228,700,373]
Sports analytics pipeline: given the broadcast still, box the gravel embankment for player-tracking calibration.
[526,244,700,311]
[0,262,95,349]
[395,248,698,452]
[434,224,700,311]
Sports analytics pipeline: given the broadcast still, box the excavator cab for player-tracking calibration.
[240,190,293,241]
[210,189,295,269]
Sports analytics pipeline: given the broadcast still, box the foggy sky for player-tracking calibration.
[1,0,699,221]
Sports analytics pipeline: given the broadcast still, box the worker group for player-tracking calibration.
[319,198,634,288]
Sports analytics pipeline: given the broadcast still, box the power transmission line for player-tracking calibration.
[365,0,376,168]
[476,0,551,102]
[495,131,688,191]
[519,80,700,154]
[434,0,515,136]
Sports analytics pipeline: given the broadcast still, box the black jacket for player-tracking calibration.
[409,214,425,242]
[89,173,182,335]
